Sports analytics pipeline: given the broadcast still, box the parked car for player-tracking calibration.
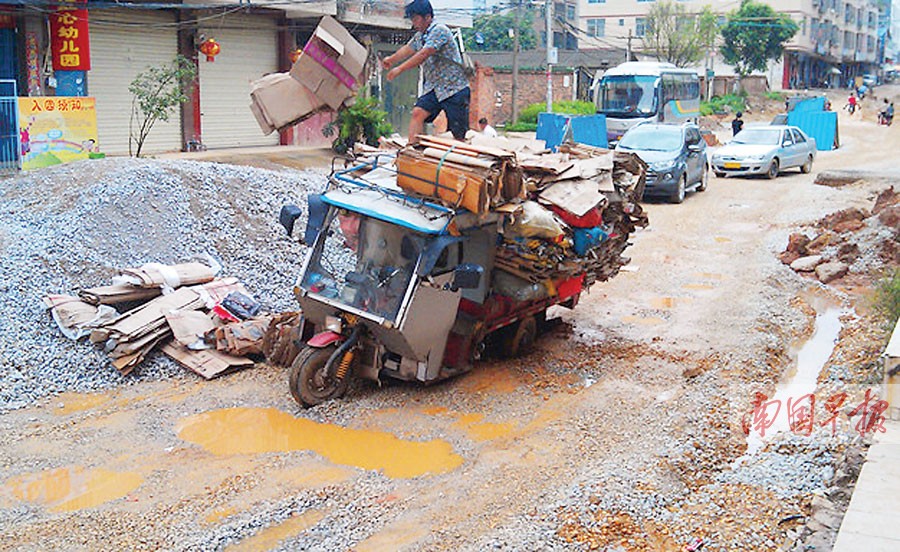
[862,74,879,87]
[711,125,817,179]
[614,122,708,204]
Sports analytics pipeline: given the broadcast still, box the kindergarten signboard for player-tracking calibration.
[18,96,101,170]
[50,2,90,71]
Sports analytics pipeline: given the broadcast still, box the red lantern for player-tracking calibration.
[199,38,220,62]
[290,48,303,64]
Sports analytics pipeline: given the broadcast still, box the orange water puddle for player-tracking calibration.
[223,509,325,552]
[649,297,693,310]
[457,366,522,394]
[693,272,725,280]
[353,519,430,551]
[53,391,112,414]
[176,407,463,479]
[5,466,143,512]
[205,506,239,524]
[451,413,516,442]
[682,283,715,291]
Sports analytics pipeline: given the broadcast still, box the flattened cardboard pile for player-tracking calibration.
[43,261,289,379]
[394,136,647,293]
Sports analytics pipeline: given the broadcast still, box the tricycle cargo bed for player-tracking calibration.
[279,137,647,407]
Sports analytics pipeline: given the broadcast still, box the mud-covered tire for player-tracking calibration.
[289,345,349,407]
[502,316,537,358]
[766,158,780,180]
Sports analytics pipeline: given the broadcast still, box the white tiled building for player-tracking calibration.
[576,0,888,89]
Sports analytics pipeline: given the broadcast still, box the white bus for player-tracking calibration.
[593,62,701,144]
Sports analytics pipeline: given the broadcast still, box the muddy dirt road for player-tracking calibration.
[0,89,897,552]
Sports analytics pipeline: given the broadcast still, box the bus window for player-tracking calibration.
[600,75,658,117]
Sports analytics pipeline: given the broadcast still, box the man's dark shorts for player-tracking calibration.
[415,87,470,141]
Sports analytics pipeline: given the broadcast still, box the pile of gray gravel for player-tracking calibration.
[0,157,326,410]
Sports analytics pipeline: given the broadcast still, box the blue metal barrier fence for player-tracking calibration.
[1,79,20,174]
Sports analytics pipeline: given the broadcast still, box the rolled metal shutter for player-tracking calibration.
[198,15,280,148]
[89,9,181,156]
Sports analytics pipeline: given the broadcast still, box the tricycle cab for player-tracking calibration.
[294,180,498,384]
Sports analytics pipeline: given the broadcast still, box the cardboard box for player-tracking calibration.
[250,72,325,134]
[289,15,367,110]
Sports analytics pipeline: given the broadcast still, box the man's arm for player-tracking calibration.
[382,44,416,71]
[386,47,435,81]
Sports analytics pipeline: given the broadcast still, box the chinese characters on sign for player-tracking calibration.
[50,3,90,71]
[17,97,99,171]
[743,390,889,439]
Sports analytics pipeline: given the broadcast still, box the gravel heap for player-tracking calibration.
[0,157,325,410]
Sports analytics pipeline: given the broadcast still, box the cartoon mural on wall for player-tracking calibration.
[17,96,101,170]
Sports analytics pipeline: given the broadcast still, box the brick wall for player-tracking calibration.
[479,68,580,126]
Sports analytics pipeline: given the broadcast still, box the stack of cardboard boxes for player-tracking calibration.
[250,16,368,135]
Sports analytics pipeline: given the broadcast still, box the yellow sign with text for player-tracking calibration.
[18,96,101,171]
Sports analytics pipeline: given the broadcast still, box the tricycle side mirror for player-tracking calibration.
[450,263,483,291]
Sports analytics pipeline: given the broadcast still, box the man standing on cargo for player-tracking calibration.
[382,0,471,142]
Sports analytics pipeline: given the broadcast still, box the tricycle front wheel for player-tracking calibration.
[289,345,350,407]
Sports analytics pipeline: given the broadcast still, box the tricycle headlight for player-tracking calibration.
[325,315,342,333]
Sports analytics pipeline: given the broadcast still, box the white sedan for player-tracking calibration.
[711,125,817,179]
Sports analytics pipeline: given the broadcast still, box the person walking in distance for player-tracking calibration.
[731,112,744,136]
[478,117,498,137]
[846,92,857,115]
[382,0,471,142]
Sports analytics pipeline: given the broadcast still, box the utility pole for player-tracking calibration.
[546,0,552,112]
[626,28,632,62]
[511,0,521,122]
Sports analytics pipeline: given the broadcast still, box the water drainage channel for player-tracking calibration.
[744,307,847,456]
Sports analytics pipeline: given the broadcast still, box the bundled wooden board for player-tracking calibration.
[396,135,525,214]
[396,148,493,214]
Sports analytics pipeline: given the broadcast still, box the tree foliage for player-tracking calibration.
[642,2,719,67]
[128,55,196,157]
[462,9,537,52]
[720,0,798,77]
[322,97,393,154]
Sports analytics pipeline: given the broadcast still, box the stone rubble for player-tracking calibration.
[0,157,322,411]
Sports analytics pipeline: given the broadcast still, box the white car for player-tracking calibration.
[711,125,817,179]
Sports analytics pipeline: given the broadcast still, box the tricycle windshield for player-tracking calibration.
[301,209,425,322]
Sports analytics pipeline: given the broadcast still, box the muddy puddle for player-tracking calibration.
[176,407,464,478]
[743,307,847,456]
[4,466,143,512]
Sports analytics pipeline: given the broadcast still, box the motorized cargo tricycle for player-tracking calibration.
[279,160,587,407]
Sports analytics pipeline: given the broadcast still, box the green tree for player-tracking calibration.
[462,10,537,52]
[322,97,393,154]
[642,2,720,67]
[128,55,196,157]
[720,0,798,77]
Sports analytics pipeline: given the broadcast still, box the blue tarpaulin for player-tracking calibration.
[788,110,838,151]
[791,97,827,113]
[536,113,608,150]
